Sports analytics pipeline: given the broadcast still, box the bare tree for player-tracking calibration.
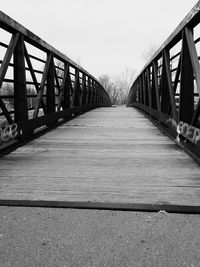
[98,74,119,105]
[99,68,136,105]
[116,68,135,104]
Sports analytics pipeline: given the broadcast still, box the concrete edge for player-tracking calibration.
[0,199,200,214]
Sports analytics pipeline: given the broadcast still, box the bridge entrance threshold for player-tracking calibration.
[0,107,200,213]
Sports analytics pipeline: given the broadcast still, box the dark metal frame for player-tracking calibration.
[127,1,200,160]
[1,199,200,214]
[0,11,111,154]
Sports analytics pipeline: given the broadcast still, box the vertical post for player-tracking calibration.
[46,53,55,114]
[96,86,99,103]
[152,61,161,112]
[152,62,157,110]
[81,73,86,105]
[144,71,149,106]
[161,50,177,118]
[160,51,171,114]
[84,76,88,104]
[179,28,194,123]
[146,68,152,108]
[92,80,96,104]
[139,77,143,104]
[14,34,28,122]
[137,80,141,104]
[90,79,94,104]
[142,73,146,105]
[73,69,81,107]
[14,34,32,139]
[57,62,71,113]
[64,67,71,109]
[87,76,91,104]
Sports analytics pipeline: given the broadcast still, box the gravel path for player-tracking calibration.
[0,207,200,267]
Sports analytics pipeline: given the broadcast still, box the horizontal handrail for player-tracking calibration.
[132,1,200,83]
[0,11,101,84]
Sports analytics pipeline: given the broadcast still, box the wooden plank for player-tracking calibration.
[0,107,200,210]
[17,104,97,132]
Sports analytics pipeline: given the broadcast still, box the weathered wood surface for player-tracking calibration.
[0,107,200,208]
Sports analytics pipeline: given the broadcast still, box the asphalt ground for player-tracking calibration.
[0,206,200,267]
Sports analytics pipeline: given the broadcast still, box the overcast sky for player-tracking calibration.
[0,0,198,78]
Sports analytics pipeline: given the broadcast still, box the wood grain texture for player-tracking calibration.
[0,107,200,207]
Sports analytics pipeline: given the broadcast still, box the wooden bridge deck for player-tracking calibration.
[0,107,200,212]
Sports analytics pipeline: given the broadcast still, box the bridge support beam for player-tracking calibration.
[46,53,55,114]
[179,29,194,123]
[14,34,28,122]
[14,34,33,139]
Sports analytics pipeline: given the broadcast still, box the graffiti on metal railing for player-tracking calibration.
[186,2,200,23]
[126,2,200,158]
[166,118,200,145]
[0,123,18,144]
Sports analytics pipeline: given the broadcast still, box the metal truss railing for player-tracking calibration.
[0,11,111,153]
[127,1,200,159]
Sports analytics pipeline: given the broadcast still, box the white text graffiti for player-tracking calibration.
[0,123,18,144]
[166,118,200,145]
[186,3,200,23]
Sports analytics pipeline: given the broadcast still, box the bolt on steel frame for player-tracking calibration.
[127,1,200,160]
[0,11,111,153]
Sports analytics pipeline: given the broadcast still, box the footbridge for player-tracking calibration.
[1,2,200,214]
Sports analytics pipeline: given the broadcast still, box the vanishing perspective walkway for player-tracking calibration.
[1,107,200,212]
